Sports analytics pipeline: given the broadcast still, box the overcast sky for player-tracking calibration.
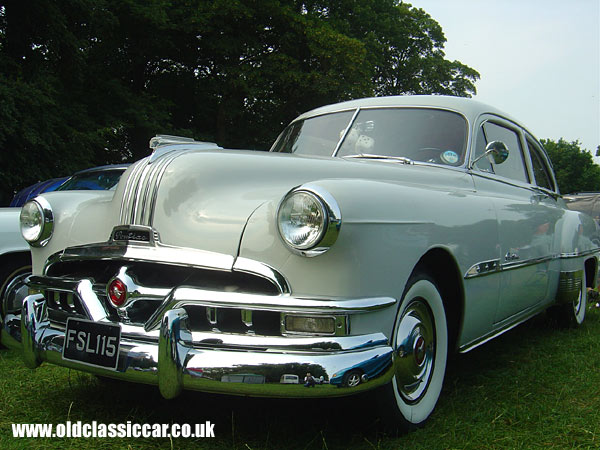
[410,0,600,159]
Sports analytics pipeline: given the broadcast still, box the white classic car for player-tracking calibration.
[2,96,598,431]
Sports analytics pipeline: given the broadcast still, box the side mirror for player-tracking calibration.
[469,140,509,169]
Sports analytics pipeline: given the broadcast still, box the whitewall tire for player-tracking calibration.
[377,272,448,431]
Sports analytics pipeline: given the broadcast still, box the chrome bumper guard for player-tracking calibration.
[2,276,397,399]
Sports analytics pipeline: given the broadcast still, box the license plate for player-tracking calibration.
[63,318,121,370]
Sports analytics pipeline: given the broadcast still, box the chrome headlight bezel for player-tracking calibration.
[277,184,341,257]
[20,197,54,247]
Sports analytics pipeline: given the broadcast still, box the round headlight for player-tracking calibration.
[20,198,53,247]
[277,186,341,256]
[278,191,326,250]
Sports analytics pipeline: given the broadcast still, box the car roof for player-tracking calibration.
[294,95,523,128]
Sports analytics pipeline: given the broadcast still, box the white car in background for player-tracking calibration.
[0,208,30,333]
[0,165,129,338]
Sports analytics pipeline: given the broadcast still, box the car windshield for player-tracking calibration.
[272,108,468,166]
[56,169,124,191]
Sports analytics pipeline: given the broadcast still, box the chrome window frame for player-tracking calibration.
[523,131,559,194]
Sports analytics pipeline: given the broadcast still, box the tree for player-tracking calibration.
[0,0,480,205]
[541,138,600,194]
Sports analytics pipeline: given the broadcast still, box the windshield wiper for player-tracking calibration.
[343,153,413,165]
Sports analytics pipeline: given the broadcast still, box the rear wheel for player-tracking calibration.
[376,272,448,432]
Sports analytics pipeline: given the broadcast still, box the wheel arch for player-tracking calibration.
[413,247,464,353]
[0,250,31,275]
[584,256,598,290]
[0,250,31,276]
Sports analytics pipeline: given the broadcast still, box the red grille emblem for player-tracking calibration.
[108,279,127,307]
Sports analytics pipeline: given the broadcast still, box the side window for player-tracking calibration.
[477,122,528,183]
[527,139,555,191]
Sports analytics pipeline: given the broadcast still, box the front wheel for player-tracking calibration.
[376,272,448,432]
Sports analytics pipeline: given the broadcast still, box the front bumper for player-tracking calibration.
[1,277,396,399]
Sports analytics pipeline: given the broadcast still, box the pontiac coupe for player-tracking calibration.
[2,96,597,430]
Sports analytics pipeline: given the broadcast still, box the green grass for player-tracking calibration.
[1,305,599,450]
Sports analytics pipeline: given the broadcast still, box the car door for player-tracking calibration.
[471,116,560,323]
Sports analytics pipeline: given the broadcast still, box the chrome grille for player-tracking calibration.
[43,260,282,335]
[43,289,88,324]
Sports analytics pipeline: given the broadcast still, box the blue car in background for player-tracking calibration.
[9,164,129,207]
[9,177,68,207]
[330,340,393,388]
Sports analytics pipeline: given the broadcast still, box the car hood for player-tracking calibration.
[140,149,470,257]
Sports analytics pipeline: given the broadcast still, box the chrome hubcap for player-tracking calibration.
[394,299,435,402]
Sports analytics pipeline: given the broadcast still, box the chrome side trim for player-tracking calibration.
[502,255,553,271]
[559,249,600,259]
[464,250,600,279]
[464,259,500,278]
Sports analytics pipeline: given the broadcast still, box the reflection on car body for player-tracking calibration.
[564,192,600,226]
[280,374,299,384]
[2,99,598,431]
[330,350,393,388]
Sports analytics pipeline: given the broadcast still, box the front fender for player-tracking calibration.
[238,175,495,304]
[27,191,118,275]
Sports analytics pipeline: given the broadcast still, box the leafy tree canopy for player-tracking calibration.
[542,138,600,194]
[0,0,480,204]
